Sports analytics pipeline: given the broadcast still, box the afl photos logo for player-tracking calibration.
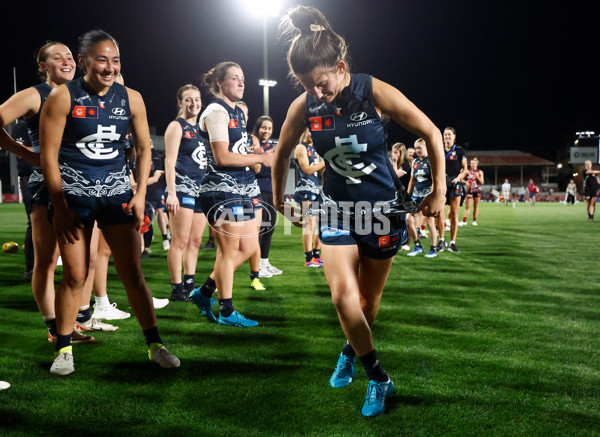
[76,125,121,160]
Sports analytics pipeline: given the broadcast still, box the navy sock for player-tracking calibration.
[183,275,195,291]
[77,308,91,323]
[162,233,168,241]
[143,326,162,346]
[342,341,356,358]
[305,251,313,262]
[312,249,321,259]
[171,282,184,294]
[201,277,217,298]
[55,333,72,351]
[219,298,234,317]
[415,240,422,248]
[359,349,388,382]
[250,271,259,280]
[45,319,57,337]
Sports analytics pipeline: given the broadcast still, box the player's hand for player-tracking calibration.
[260,149,274,167]
[419,189,445,218]
[166,192,180,215]
[52,203,84,244]
[276,201,304,228]
[125,192,145,231]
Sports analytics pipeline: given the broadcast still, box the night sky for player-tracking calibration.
[2,0,597,161]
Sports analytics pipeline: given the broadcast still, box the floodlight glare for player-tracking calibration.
[259,79,277,87]
[245,0,280,17]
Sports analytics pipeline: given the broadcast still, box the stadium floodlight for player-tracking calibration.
[573,172,579,177]
[576,131,596,138]
[557,163,563,169]
[242,0,281,116]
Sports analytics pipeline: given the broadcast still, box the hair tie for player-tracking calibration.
[310,24,324,32]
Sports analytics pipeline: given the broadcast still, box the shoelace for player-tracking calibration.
[335,356,353,373]
[366,382,384,405]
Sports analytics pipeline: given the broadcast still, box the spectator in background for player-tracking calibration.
[565,178,577,205]
[518,185,526,202]
[501,178,511,207]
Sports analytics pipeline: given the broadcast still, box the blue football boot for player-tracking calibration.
[361,378,396,417]
[218,311,258,327]
[329,353,356,388]
[407,246,423,257]
[189,287,217,323]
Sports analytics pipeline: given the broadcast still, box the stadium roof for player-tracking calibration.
[467,150,554,166]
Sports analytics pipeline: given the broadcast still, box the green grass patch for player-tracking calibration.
[1,201,600,436]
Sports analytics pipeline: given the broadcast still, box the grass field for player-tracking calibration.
[1,201,600,436]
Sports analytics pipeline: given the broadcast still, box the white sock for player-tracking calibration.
[260,258,269,267]
[450,241,456,245]
[95,295,110,306]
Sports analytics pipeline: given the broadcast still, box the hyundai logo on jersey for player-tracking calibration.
[112,108,126,116]
[350,112,368,122]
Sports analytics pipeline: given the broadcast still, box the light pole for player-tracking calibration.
[244,0,280,116]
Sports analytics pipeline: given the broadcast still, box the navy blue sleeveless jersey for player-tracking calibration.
[26,82,52,154]
[255,140,275,193]
[294,142,320,195]
[304,73,395,204]
[173,117,206,196]
[411,156,432,198]
[58,77,132,197]
[199,99,258,198]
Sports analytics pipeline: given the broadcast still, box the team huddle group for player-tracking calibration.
[0,5,477,418]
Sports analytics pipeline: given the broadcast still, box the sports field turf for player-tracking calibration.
[1,201,599,436]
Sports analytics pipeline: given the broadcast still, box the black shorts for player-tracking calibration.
[27,171,50,209]
[445,180,465,207]
[176,192,203,213]
[146,197,165,213]
[251,194,263,211]
[294,190,318,203]
[583,188,598,199]
[200,190,255,225]
[60,191,136,229]
[318,211,407,260]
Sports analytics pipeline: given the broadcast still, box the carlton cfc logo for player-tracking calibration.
[76,125,121,160]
